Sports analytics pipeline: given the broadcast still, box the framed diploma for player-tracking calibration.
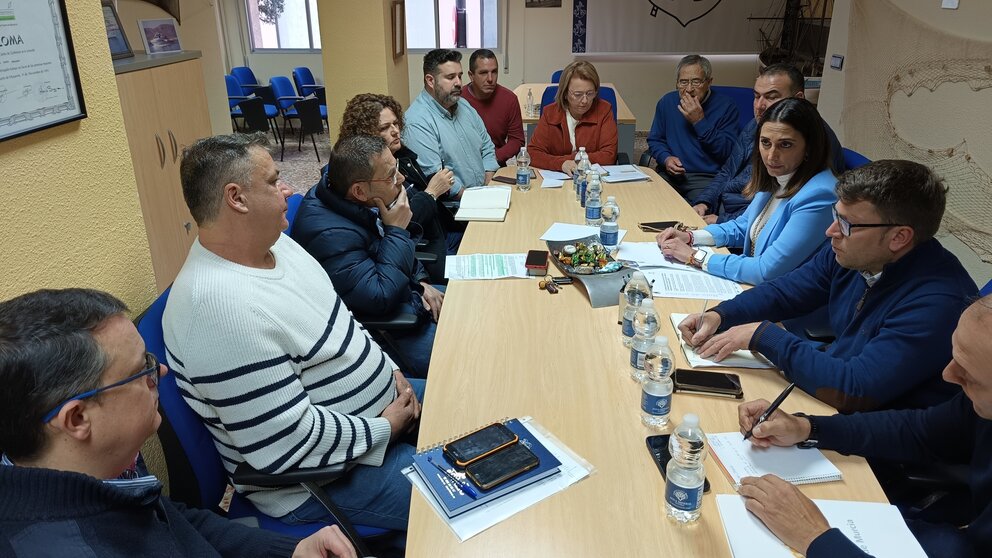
[0,0,86,142]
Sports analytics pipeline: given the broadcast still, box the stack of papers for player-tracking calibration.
[444,254,529,280]
[455,186,512,222]
[599,165,649,183]
[669,313,774,369]
[706,432,842,488]
[641,268,743,301]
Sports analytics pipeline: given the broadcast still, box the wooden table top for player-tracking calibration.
[406,168,886,557]
[513,82,637,125]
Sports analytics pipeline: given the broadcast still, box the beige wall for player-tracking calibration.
[0,1,155,310]
[407,0,763,132]
[117,0,232,136]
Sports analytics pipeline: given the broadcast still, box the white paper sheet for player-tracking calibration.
[539,222,627,244]
[641,268,743,301]
[538,170,571,180]
[540,178,564,189]
[670,313,775,369]
[444,254,529,280]
[615,243,715,270]
[707,432,841,488]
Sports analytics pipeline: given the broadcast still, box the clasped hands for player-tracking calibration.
[655,227,694,264]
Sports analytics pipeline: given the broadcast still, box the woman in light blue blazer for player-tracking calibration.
[656,98,837,285]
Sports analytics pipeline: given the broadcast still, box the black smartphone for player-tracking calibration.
[465,442,540,490]
[442,423,519,468]
[491,175,516,185]
[645,435,710,493]
[673,369,744,399]
[638,220,680,232]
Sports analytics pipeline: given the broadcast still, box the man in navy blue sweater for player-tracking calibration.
[690,64,844,224]
[647,54,740,202]
[0,288,356,558]
[734,294,992,558]
[679,160,977,413]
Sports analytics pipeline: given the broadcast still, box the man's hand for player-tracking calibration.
[664,156,685,176]
[420,282,444,322]
[739,475,830,554]
[658,236,693,264]
[484,171,495,185]
[695,323,760,362]
[678,90,705,125]
[692,203,708,217]
[293,525,358,558]
[677,311,722,348]
[703,214,718,225]
[562,160,578,175]
[737,399,812,448]
[426,168,454,199]
[373,187,413,229]
[380,371,421,441]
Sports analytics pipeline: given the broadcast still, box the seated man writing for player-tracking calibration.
[735,294,992,558]
[292,135,444,379]
[163,133,421,535]
[0,288,355,558]
[679,160,977,413]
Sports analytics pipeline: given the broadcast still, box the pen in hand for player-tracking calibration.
[427,456,479,499]
[743,382,796,441]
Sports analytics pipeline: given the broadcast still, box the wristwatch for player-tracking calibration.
[689,249,707,269]
[792,412,819,448]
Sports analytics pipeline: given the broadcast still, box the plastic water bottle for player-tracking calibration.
[578,152,591,206]
[641,338,674,429]
[600,196,620,250]
[526,88,535,117]
[573,147,588,202]
[621,271,652,347]
[666,414,707,524]
[585,174,602,225]
[630,299,660,382]
[515,147,531,192]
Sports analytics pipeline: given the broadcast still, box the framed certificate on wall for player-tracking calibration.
[0,0,87,143]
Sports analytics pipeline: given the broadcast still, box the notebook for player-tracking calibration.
[599,164,650,183]
[410,418,562,518]
[707,432,842,488]
[670,313,776,369]
[716,495,927,558]
[454,186,512,222]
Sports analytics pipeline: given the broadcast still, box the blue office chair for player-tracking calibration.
[231,66,264,96]
[136,287,388,557]
[285,193,304,235]
[980,278,992,297]
[292,67,328,127]
[710,85,754,130]
[842,147,871,171]
[225,75,247,128]
[270,76,328,135]
[550,69,563,83]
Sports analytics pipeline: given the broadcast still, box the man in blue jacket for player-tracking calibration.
[678,160,977,413]
[293,135,444,378]
[735,294,992,558]
[647,54,740,202]
[0,288,356,558]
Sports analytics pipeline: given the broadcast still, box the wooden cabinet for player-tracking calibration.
[117,56,212,292]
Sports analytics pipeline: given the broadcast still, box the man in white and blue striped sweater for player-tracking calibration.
[163,133,423,533]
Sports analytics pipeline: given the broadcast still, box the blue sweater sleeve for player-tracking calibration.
[647,96,674,163]
[806,529,874,558]
[693,96,740,163]
[174,500,300,557]
[692,122,753,208]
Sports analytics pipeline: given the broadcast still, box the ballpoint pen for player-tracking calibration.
[427,456,479,499]
[743,382,796,441]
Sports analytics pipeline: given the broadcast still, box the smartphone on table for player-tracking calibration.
[465,442,540,490]
[645,435,710,493]
[672,369,744,399]
[442,423,518,468]
[638,220,681,233]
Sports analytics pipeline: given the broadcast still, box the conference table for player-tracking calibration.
[512,83,637,158]
[406,167,887,557]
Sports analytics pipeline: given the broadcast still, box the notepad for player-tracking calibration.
[600,165,649,183]
[670,313,775,369]
[455,186,512,222]
[717,495,927,558]
[707,432,842,488]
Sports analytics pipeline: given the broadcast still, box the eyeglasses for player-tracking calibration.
[677,78,707,87]
[567,90,597,101]
[41,352,161,423]
[367,164,402,187]
[831,206,907,237]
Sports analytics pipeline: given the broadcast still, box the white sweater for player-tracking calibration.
[162,235,397,518]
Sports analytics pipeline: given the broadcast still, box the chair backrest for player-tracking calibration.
[135,288,229,511]
[710,85,754,129]
[238,97,270,134]
[285,193,304,235]
[842,147,871,171]
[269,76,299,111]
[231,66,260,95]
[539,85,618,122]
[551,69,563,83]
[980,278,992,297]
[539,86,558,115]
[292,66,319,97]
[293,97,324,135]
[225,75,244,108]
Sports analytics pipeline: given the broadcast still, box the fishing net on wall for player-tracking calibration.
[842,0,992,262]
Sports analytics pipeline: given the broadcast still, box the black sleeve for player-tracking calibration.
[171,500,299,557]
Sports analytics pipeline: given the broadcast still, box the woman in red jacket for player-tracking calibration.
[529,60,618,173]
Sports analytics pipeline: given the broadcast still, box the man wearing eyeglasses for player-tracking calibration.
[293,135,443,380]
[677,160,977,413]
[0,288,357,557]
[647,54,741,202]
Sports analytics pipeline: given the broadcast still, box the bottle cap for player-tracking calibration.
[641,299,655,309]
[655,336,669,346]
[682,413,699,427]
[607,196,616,202]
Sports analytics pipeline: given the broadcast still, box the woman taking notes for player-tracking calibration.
[528,61,618,173]
[656,98,837,285]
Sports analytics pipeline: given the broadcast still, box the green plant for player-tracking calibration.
[257,0,286,24]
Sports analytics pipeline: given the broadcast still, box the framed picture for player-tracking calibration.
[392,1,405,59]
[102,0,133,60]
[0,0,87,143]
[137,17,183,55]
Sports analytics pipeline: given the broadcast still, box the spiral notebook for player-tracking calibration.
[707,432,842,488]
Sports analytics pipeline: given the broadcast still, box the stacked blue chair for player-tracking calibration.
[228,71,281,142]
[291,67,328,128]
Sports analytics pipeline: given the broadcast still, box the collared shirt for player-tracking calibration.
[1,452,161,496]
[402,90,499,196]
[860,270,883,287]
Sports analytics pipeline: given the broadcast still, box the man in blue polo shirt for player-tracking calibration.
[647,54,741,202]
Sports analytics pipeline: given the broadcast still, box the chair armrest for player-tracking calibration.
[242,82,264,89]
[228,95,249,101]
[415,251,437,263]
[638,151,654,167]
[616,152,631,165]
[277,95,305,102]
[233,461,346,487]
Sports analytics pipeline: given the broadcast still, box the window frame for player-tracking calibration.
[244,0,322,53]
[406,0,501,54]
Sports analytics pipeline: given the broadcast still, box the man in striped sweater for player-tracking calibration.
[163,133,422,533]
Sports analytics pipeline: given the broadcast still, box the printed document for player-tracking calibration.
[641,268,742,301]
[444,254,529,280]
